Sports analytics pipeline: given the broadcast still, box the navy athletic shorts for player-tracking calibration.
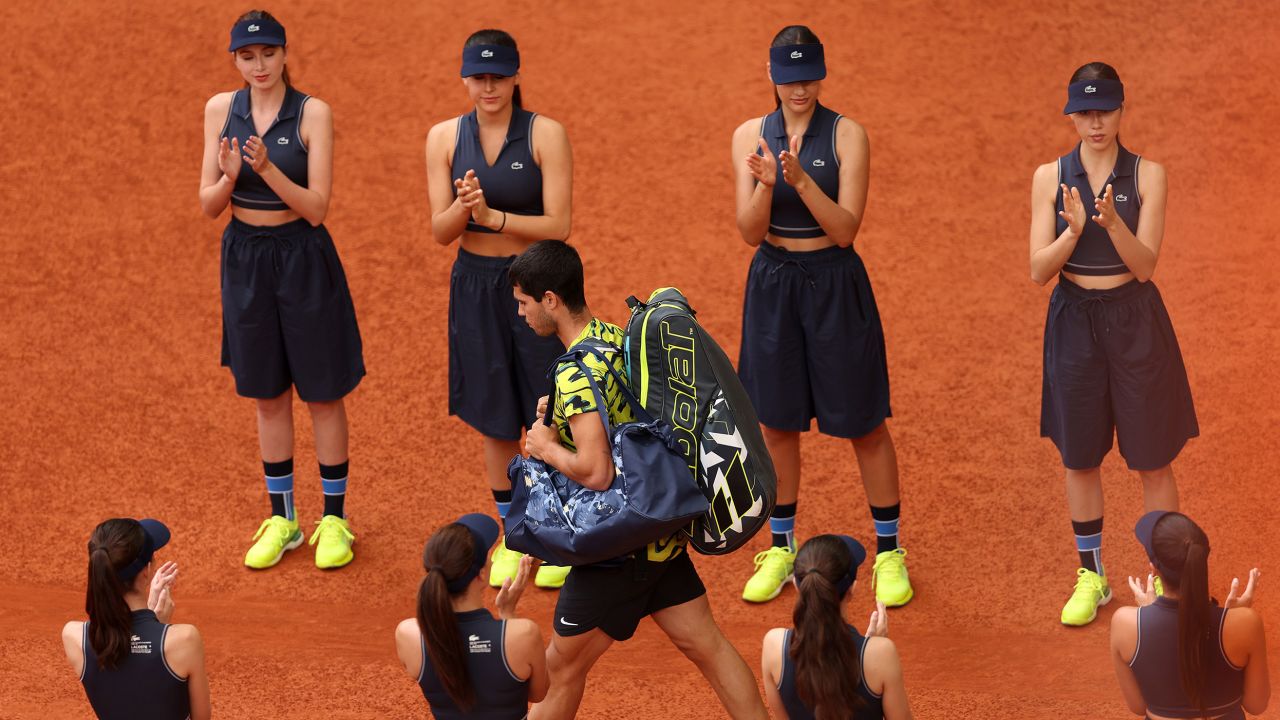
[552,551,706,641]
[1041,275,1199,471]
[220,217,365,403]
[738,242,892,439]
[448,248,565,441]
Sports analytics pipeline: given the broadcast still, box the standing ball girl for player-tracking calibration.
[731,25,913,606]
[1029,62,1198,625]
[199,10,365,570]
[425,30,573,589]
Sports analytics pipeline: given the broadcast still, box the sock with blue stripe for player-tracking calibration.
[492,489,513,519]
[264,458,295,521]
[321,461,348,519]
[1072,517,1104,575]
[870,503,901,554]
[770,503,797,551]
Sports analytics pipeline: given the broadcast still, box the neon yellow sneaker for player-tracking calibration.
[743,546,796,603]
[245,516,303,569]
[309,515,355,569]
[534,564,572,589]
[872,549,914,607]
[1061,568,1111,626]
[489,539,523,588]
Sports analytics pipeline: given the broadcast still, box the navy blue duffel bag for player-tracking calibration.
[504,343,710,566]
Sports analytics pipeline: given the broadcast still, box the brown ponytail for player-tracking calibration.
[85,520,145,670]
[791,535,863,718]
[1151,513,1213,719]
[417,524,477,710]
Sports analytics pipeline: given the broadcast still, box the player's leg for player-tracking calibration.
[652,594,768,720]
[244,389,305,569]
[529,629,614,720]
[307,397,354,569]
[850,422,911,607]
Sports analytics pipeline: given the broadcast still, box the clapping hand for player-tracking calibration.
[778,135,811,192]
[1092,183,1120,231]
[1058,183,1086,236]
[241,136,273,174]
[745,137,777,187]
[1225,568,1261,609]
[218,137,243,181]
[1127,573,1158,607]
[865,599,889,638]
[148,561,179,623]
[495,555,540,620]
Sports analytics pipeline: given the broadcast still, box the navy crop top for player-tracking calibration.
[418,609,529,719]
[1129,597,1245,719]
[451,108,544,234]
[759,102,843,239]
[221,86,311,211]
[1055,142,1142,276]
[81,610,190,720]
[778,627,884,719]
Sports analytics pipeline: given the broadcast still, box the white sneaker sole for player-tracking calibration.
[743,572,794,603]
[1062,588,1112,626]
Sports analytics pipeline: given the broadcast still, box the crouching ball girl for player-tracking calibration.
[199,10,365,570]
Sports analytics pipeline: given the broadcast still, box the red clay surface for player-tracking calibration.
[3,1,1278,718]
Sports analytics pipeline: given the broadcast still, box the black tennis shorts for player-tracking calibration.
[738,242,892,439]
[448,248,564,441]
[220,217,365,403]
[1041,276,1199,471]
[552,551,706,641]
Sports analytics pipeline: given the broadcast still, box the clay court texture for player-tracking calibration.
[2,1,1278,717]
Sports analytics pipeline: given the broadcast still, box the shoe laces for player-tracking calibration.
[252,516,294,543]
[1071,567,1105,597]
[752,546,794,573]
[309,516,354,546]
[872,549,908,587]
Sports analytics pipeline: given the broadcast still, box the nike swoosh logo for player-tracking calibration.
[559,617,579,626]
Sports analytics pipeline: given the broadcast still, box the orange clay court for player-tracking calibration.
[2,1,1278,718]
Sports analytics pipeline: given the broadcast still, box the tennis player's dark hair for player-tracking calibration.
[1151,513,1214,719]
[509,240,586,312]
[234,9,292,87]
[465,29,522,108]
[417,523,476,710]
[770,25,822,109]
[1070,61,1121,85]
[791,535,863,718]
[85,519,145,670]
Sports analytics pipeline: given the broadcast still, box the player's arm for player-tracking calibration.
[60,621,85,677]
[759,628,789,718]
[426,118,473,245]
[166,624,211,720]
[490,115,571,241]
[800,118,868,248]
[1109,607,1147,715]
[866,636,913,720]
[394,618,423,680]
[199,93,237,218]
[1098,160,1166,282]
[527,410,613,491]
[251,98,331,226]
[1029,161,1082,285]
[734,118,774,247]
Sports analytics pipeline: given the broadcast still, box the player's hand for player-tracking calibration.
[865,600,888,637]
[524,422,559,461]
[218,137,243,181]
[495,555,541,619]
[745,137,777,188]
[1225,568,1261,609]
[1058,184,1086,237]
[241,136,273,175]
[1128,573,1158,607]
[454,169,478,199]
[1092,183,1120,231]
[148,561,178,622]
[535,395,549,422]
[778,135,811,193]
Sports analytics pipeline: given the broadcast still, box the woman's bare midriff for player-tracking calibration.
[459,231,534,257]
[1146,711,1232,720]
[764,233,840,252]
[1061,269,1137,289]
[232,207,303,227]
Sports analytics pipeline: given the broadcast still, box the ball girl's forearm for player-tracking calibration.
[1030,229,1080,285]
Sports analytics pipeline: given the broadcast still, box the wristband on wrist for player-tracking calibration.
[497,211,507,233]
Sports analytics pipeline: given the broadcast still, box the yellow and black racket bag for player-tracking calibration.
[623,287,777,555]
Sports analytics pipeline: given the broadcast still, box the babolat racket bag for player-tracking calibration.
[623,288,777,555]
[504,342,709,566]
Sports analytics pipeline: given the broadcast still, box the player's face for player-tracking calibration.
[234,45,287,90]
[774,79,822,113]
[1070,108,1123,151]
[463,73,519,113]
[513,286,555,336]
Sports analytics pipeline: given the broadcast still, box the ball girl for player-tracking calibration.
[1029,62,1198,625]
[61,518,210,720]
[425,29,573,589]
[395,514,549,716]
[761,535,912,719]
[199,10,365,570]
[732,25,912,606]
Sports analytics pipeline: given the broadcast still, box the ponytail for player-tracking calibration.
[85,520,144,670]
[791,536,863,719]
[417,524,476,710]
[1176,541,1212,719]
